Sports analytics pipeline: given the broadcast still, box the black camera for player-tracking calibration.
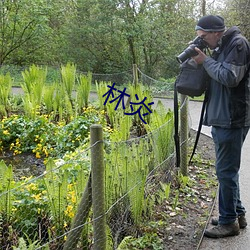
[176,36,208,64]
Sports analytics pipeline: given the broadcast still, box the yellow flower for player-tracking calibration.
[26,183,37,191]
[71,195,76,204]
[36,152,41,159]
[12,207,17,212]
[3,130,9,135]
[43,147,49,157]
[32,193,42,201]
[65,205,74,218]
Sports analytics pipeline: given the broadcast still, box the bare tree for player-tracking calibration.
[0,0,48,65]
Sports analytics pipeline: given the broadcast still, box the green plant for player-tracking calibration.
[157,182,171,204]
[178,173,191,189]
[96,81,118,127]
[117,233,163,250]
[42,159,69,248]
[21,65,47,118]
[0,161,15,222]
[96,81,108,110]
[60,62,76,102]
[12,176,49,241]
[0,73,12,117]
[0,108,102,158]
[172,190,180,210]
[43,84,56,114]
[128,83,154,125]
[105,136,154,234]
[13,233,49,250]
[76,71,92,110]
[145,100,174,163]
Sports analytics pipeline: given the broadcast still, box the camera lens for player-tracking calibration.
[176,44,198,63]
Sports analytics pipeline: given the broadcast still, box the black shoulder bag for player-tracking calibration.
[174,58,210,168]
[175,58,208,97]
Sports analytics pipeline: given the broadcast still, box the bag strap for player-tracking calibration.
[174,80,180,168]
[189,91,208,164]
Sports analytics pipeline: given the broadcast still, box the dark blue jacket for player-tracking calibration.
[203,26,250,128]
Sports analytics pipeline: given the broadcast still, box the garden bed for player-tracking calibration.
[0,130,217,250]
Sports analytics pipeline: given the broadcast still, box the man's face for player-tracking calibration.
[196,30,221,49]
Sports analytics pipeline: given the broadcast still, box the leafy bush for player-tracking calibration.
[0,107,101,158]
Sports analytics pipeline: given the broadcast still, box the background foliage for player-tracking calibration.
[1,0,248,80]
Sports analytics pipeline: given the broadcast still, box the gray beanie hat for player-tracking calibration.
[195,15,225,32]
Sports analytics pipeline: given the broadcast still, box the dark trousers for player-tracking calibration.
[211,126,249,225]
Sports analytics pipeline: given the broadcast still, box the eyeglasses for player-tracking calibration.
[198,32,214,40]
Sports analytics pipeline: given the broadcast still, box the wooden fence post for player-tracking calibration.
[180,94,188,176]
[133,64,138,86]
[91,124,106,250]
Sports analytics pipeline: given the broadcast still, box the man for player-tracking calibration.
[192,15,250,238]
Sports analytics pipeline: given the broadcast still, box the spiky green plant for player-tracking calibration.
[96,81,108,110]
[43,84,56,114]
[76,72,92,111]
[145,100,174,163]
[110,111,132,141]
[21,65,47,118]
[43,159,68,231]
[52,82,73,122]
[105,137,153,226]
[96,81,118,127]
[60,63,76,102]
[128,83,154,125]
[0,73,12,116]
[13,234,46,250]
[0,161,14,222]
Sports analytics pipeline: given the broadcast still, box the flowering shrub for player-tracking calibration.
[0,105,102,158]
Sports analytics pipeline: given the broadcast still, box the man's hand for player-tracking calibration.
[192,47,207,64]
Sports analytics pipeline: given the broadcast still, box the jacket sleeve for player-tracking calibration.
[203,37,250,87]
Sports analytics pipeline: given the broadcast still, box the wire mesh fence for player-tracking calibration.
[0,114,190,249]
[0,65,191,249]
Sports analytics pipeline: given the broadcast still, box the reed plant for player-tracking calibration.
[43,159,67,218]
[110,109,133,141]
[105,136,153,226]
[96,81,117,127]
[43,159,69,243]
[76,72,92,111]
[60,63,76,102]
[145,100,174,164]
[21,65,47,118]
[96,81,108,110]
[52,82,73,122]
[43,84,56,114]
[0,161,14,222]
[128,83,154,125]
[0,73,12,117]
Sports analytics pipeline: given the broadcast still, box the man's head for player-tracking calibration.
[195,15,225,49]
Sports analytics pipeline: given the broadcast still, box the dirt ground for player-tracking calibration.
[158,130,217,250]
